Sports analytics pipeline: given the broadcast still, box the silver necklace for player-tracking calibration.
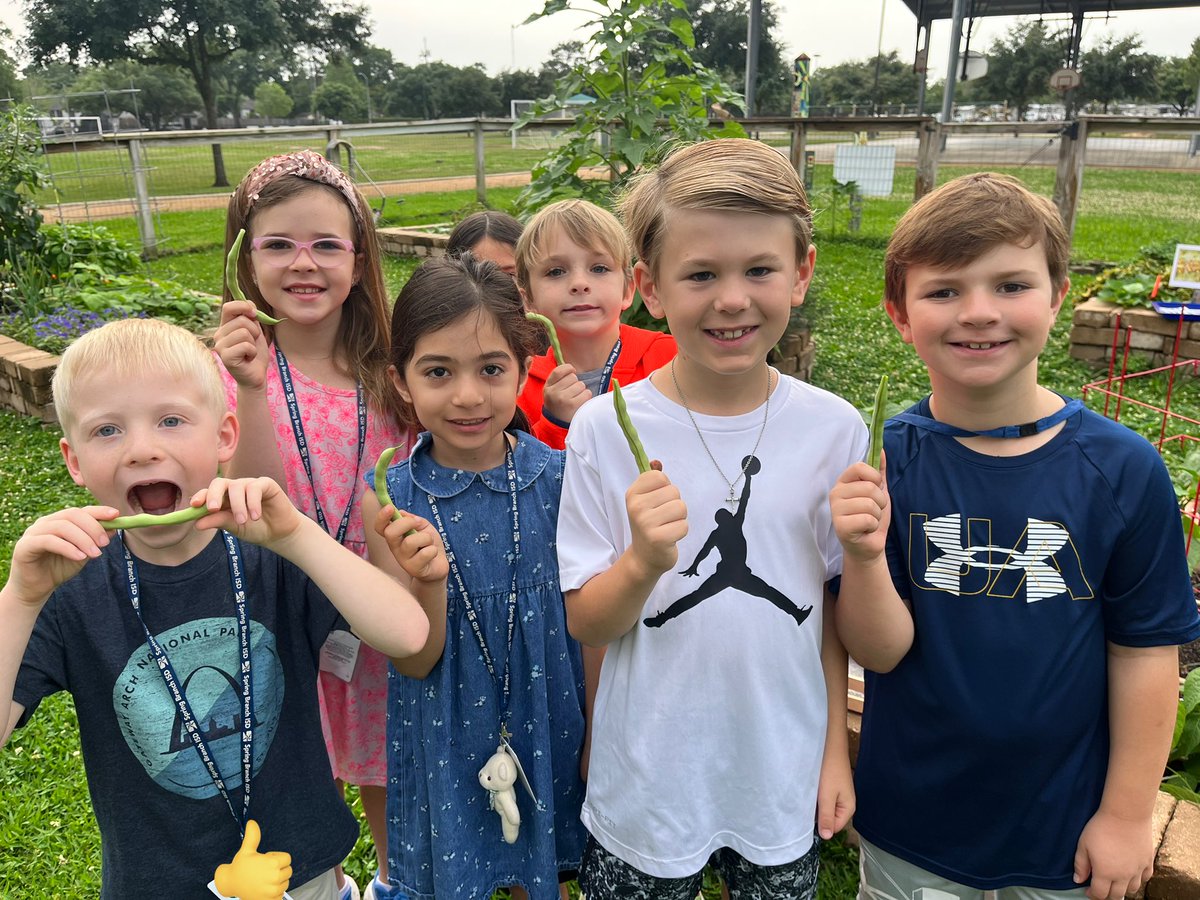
[670,359,772,508]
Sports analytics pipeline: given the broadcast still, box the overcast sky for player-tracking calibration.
[4,0,1199,82]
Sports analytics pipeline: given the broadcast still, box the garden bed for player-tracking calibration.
[1070,298,1200,365]
[0,334,58,424]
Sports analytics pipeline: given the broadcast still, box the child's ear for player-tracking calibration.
[388,364,412,406]
[619,271,636,313]
[59,436,87,488]
[517,356,531,396]
[353,252,365,287]
[518,284,535,311]
[1051,277,1070,318]
[216,410,239,465]
[633,262,665,320]
[885,297,914,345]
[791,244,818,308]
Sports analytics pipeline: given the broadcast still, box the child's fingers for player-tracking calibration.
[545,363,578,386]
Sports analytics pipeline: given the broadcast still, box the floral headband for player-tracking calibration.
[240,150,366,234]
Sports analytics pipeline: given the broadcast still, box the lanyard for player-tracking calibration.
[426,438,521,735]
[120,531,254,834]
[891,398,1083,439]
[598,337,622,395]
[274,345,367,544]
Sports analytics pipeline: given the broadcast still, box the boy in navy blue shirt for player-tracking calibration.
[831,173,1200,900]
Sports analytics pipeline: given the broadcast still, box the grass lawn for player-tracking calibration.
[2,161,1199,898]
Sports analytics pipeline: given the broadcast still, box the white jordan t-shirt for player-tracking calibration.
[557,374,867,878]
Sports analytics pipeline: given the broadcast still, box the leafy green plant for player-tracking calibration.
[47,263,217,329]
[40,223,142,276]
[1094,272,1160,308]
[516,0,745,211]
[821,179,862,238]
[0,105,50,271]
[1164,667,1200,804]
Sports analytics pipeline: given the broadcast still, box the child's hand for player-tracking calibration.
[829,455,890,563]
[373,506,448,584]
[625,461,688,577]
[816,748,855,840]
[6,507,117,605]
[542,364,590,425]
[213,820,292,900]
[1073,809,1154,900]
[214,300,271,390]
[192,477,303,547]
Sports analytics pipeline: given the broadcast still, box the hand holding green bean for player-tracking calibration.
[526,312,563,366]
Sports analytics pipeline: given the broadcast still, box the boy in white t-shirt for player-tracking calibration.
[556,138,865,899]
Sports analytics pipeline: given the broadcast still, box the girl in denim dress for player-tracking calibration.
[364,253,586,900]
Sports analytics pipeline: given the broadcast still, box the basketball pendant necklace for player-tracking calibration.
[671,359,772,508]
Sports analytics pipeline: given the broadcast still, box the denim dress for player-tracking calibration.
[384,431,586,900]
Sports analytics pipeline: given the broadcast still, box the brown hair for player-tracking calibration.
[225,165,402,427]
[514,199,632,297]
[389,253,542,432]
[885,172,1070,312]
[447,211,524,256]
[618,138,812,275]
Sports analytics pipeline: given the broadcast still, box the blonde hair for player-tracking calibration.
[618,138,812,275]
[514,199,632,297]
[885,172,1070,312]
[54,318,227,437]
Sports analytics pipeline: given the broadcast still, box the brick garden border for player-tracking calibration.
[0,334,58,424]
[1070,298,1200,365]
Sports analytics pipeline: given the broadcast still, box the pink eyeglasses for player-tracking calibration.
[250,236,357,267]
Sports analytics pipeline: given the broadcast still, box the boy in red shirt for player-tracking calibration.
[516,199,676,451]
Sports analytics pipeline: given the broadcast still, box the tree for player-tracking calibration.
[313,80,364,123]
[1157,39,1200,115]
[385,62,502,119]
[1079,35,1157,112]
[0,26,21,102]
[25,0,370,185]
[983,20,1066,120]
[69,61,201,130]
[254,81,294,123]
[811,51,920,111]
[517,0,744,211]
[687,0,792,115]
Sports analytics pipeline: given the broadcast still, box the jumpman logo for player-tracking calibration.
[643,456,813,629]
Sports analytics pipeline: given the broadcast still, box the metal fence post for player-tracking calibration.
[127,139,158,259]
[915,122,938,200]
[474,119,487,205]
[1053,118,1087,239]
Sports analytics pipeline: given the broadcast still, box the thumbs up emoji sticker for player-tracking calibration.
[212,820,293,900]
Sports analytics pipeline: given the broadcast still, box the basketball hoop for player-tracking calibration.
[1050,68,1081,94]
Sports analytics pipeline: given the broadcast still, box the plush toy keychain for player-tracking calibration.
[479,746,522,844]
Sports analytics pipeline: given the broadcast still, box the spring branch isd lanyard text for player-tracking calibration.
[598,338,622,395]
[274,345,366,544]
[890,398,1083,438]
[120,531,254,835]
[426,440,521,742]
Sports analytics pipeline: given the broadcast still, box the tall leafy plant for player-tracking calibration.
[0,105,50,274]
[516,0,745,211]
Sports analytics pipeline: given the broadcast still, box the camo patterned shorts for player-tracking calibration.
[578,834,820,900]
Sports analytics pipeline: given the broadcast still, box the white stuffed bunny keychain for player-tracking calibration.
[479,745,522,844]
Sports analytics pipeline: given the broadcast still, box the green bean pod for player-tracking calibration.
[373,445,417,534]
[611,378,651,474]
[102,505,209,531]
[226,227,285,325]
[865,374,888,470]
[526,312,564,366]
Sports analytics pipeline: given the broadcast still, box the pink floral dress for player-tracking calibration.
[219,351,413,785]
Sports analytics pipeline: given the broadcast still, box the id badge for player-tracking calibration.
[208,880,294,900]
[318,630,361,682]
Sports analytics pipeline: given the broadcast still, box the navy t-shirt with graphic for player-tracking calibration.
[13,533,358,900]
[853,397,1200,891]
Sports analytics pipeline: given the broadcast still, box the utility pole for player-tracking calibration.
[745,0,761,117]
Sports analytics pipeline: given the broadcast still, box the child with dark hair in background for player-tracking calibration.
[365,253,586,900]
[446,210,524,277]
[213,150,414,900]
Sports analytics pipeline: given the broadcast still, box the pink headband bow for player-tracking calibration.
[240,150,366,234]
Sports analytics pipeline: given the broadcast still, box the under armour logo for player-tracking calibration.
[916,513,1092,603]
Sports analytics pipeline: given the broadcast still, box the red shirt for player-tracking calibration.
[518,323,677,449]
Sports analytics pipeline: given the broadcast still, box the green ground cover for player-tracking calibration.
[2,162,1198,898]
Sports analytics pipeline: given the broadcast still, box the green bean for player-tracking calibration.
[373,445,417,534]
[226,228,285,326]
[865,374,888,470]
[102,505,209,531]
[526,312,564,366]
[611,378,651,474]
